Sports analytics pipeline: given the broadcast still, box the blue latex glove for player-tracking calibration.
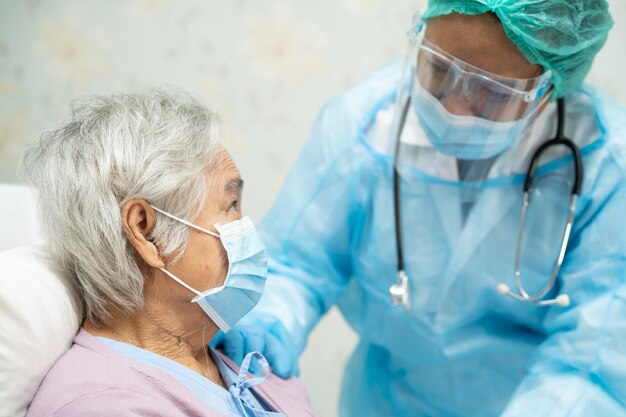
[211,316,299,379]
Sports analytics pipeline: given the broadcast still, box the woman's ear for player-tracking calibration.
[121,199,165,269]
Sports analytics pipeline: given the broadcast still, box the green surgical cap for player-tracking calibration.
[422,0,614,98]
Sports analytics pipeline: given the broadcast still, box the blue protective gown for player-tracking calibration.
[254,60,626,417]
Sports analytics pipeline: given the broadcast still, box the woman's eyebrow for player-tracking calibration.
[225,178,244,192]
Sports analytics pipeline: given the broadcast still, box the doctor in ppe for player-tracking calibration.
[216,1,626,416]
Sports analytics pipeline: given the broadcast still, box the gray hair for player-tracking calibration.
[22,89,222,326]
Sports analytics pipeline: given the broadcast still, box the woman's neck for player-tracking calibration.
[83,305,225,388]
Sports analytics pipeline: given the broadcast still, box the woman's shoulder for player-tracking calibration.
[25,339,114,416]
[26,333,225,417]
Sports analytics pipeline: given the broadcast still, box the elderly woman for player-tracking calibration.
[23,90,319,417]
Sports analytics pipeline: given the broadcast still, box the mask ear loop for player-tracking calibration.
[149,204,221,296]
[159,267,203,297]
[149,205,221,238]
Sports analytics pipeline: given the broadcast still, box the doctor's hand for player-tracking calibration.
[211,316,300,379]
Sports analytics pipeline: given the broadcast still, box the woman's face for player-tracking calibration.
[163,149,243,295]
[140,148,244,328]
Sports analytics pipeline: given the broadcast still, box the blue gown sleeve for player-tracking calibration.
[501,178,626,416]
[251,96,371,355]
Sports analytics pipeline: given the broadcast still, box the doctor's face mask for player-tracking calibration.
[150,205,268,332]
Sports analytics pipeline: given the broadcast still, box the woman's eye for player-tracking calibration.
[230,200,238,211]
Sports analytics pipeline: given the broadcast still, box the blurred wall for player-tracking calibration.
[1,1,625,416]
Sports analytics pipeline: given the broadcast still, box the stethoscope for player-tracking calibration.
[389,95,582,310]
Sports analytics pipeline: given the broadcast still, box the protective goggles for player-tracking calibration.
[408,20,553,122]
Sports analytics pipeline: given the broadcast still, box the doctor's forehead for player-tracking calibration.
[425,13,541,79]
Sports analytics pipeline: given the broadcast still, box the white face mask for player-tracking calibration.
[150,206,268,332]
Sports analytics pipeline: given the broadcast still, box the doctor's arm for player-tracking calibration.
[501,185,626,417]
[215,99,367,377]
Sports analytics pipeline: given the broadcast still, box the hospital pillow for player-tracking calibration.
[0,245,82,417]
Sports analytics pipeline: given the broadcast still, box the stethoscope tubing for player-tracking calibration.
[391,95,582,309]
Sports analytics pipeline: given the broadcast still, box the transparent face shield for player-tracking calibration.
[389,14,556,179]
[408,18,553,123]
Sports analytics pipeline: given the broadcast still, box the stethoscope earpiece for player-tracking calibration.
[555,294,571,308]
[496,283,511,296]
[496,283,570,308]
